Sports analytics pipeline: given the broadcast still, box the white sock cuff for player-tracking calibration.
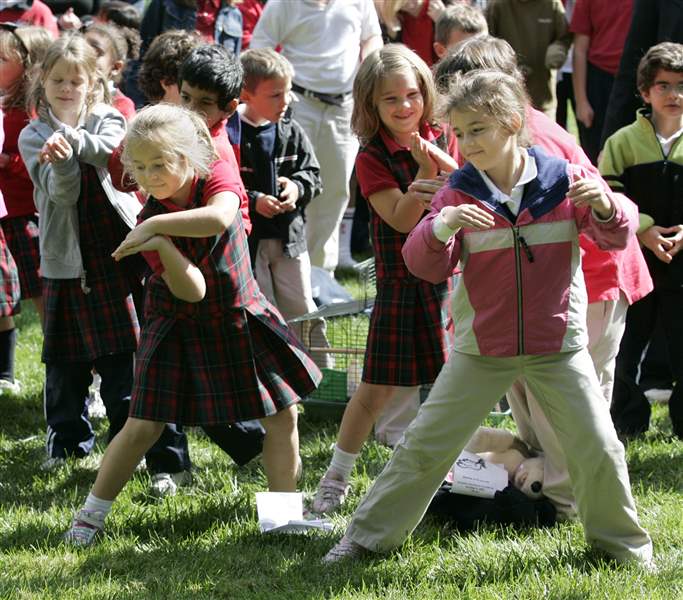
[328,445,359,481]
[84,492,113,516]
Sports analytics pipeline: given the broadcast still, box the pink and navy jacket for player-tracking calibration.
[402,147,638,358]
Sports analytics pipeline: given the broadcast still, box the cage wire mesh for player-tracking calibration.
[288,258,376,413]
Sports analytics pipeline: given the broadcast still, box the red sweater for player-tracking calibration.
[0,107,36,218]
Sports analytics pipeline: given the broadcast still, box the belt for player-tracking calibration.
[291,83,351,107]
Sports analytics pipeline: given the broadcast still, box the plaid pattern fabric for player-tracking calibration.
[359,130,453,386]
[42,165,140,363]
[0,227,21,318]
[130,184,321,425]
[2,215,42,299]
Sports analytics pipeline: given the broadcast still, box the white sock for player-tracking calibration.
[82,493,113,524]
[327,445,359,482]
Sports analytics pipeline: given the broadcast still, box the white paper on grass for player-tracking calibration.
[450,450,509,498]
[255,492,333,533]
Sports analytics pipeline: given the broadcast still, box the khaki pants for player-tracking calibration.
[291,92,358,273]
[508,295,629,516]
[346,349,652,564]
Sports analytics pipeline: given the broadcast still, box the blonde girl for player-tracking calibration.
[64,104,320,546]
[324,70,653,569]
[312,44,457,515]
[0,25,51,390]
[17,34,179,473]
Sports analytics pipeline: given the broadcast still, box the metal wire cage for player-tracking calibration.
[288,258,376,414]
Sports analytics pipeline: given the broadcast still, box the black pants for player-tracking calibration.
[611,289,683,438]
[555,73,576,131]
[577,62,614,165]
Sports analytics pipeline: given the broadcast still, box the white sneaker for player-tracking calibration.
[322,535,367,563]
[87,374,106,419]
[149,470,192,497]
[0,378,21,396]
[311,474,350,514]
[64,509,105,547]
[41,456,66,471]
[644,388,672,404]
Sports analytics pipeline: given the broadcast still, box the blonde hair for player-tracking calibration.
[26,34,109,121]
[121,104,218,185]
[0,26,52,110]
[374,0,406,36]
[352,43,437,144]
[240,47,294,92]
[443,69,531,146]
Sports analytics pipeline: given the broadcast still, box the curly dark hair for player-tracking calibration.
[178,44,244,110]
[98,1,142,30]
[637,42,683,92]
[137,29,201,103]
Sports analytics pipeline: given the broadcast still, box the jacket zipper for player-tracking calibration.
[512,226,525,355]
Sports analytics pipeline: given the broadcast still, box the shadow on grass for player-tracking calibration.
[0,388,44,438]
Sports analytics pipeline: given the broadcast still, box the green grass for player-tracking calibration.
[1,302,682,599]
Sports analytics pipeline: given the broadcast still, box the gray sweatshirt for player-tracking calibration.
[18,103,140,281]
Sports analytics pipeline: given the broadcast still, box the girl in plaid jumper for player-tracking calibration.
[312,44,458,515]
[65,104,321,546]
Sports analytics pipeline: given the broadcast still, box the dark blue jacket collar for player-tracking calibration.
[448,146,570,222]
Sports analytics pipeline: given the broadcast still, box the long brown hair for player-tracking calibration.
[352,43,437,144]
[0,26,52,111]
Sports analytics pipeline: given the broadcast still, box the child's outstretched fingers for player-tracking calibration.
[408,178,445,210]
[410,132,438,178]
[443,205,495,230]
[568,178,611,216]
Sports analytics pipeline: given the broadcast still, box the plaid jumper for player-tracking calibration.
[41,165,141,363]
[360,129,452,386]
[0,226,21,317]
[130,181,322,426]
[1,215,42,299]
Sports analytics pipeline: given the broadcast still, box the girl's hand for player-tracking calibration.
[408,176,446,210]
[112,221,156,259]
[58,7,82,31]
[427,0,446,22]
[568,178,612,219]
[39,133,73,164]
[638,224,683,263]
[442,204,495,230]
[277,176,299,212]
[410,132,438,179]
[112,234,165,261]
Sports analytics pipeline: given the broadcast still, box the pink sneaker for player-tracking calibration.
[311,474,350,514]
[323,535,367,563]
[63,509,105,547]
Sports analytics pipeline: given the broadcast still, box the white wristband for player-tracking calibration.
[432,207,461,242]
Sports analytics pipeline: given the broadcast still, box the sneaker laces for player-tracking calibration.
[313,476,350,513]
[64,509,104,547]
[323,535,366,563]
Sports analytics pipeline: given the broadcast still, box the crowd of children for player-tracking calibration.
[0,0,680,574]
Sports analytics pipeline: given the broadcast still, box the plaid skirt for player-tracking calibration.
[362,278,451,386]
[1,215,41,299]
[42,274,139,363]
[130,305,322,425]
[0,228,21,318]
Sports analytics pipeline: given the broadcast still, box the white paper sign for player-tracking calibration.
[255,492,333,534]
[450,450,509,498]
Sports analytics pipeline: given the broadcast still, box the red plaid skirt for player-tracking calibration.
[42,274,139,363]
[0,228,21,318]
[362,278,451,386]
[1,215,41,299]
[130,304,321,425]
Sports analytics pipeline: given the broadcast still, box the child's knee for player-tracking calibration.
[120,418,164,447]
[355,383,395,417]
[262,405,298,434]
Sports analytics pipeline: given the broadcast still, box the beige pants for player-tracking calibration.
[254,239,331,368]
[507,295,629,516]
[374,386,421,447]
[291,92,358,272]
[347,349,652,564]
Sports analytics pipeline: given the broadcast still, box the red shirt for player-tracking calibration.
[400,1,436,66]
[0,0,58,38]
[143,159,244,273]
[112,90,136,122]
[238,0,264,50]
[356,122,457,198]
[210,118,251,235]
[0,107,36,218]
[570,0,633,75]
[195,0,221,42]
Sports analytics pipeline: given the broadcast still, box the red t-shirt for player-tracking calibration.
[356,122,457,199]
[142,159,244,273]
[194,0,221,41]
[238,0,264,50]
[570,0,633,75]
[112,90,136,122]
[210,118,250,235]
[0,107,36,218]
[400,1,437,66]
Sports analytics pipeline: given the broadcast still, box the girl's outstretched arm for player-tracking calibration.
[113,235,206,303]
[115,192,240,257]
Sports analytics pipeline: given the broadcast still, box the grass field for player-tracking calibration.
[1,278,682,599]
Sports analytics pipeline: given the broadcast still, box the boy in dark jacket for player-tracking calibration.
[239,48,330,366]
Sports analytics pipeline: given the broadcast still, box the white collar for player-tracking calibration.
[476,149,537,216]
